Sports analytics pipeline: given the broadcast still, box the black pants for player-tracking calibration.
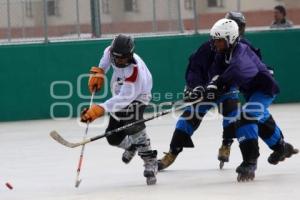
[106,101,146,146]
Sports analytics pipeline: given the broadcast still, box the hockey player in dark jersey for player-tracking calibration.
[208,18,298,181]
[157,41,239,171]
[217,11,271,165]
[158,12,264,171]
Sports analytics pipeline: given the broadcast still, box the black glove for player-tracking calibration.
[183,85,205,102]
[205,75,221,101]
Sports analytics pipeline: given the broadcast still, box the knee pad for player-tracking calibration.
[258,115,283,148]
[258,115,276,140]
[131,129,152,153]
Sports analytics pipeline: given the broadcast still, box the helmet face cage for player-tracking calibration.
[110,34,135,68]
[110,52,133,68]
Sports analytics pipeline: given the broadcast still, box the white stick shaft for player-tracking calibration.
[75,92,95,187]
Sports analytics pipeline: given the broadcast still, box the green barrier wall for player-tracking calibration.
[1,29,300,121]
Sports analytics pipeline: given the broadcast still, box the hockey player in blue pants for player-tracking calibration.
[208,18,298,182]
[157,43,239,171]
[158,12,267,171]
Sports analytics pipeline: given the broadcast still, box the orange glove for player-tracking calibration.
[80,104,105,123]
[88,67,105,93]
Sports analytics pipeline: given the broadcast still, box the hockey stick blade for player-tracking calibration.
[75,179,81,188]
[50,131,89,148]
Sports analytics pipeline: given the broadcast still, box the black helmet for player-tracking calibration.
[110,34,135,68]
[225,11,246,36]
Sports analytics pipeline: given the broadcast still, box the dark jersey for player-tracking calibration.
[185,38,262,89]
[240,38,262,60]
[185,41,215,88]
[216,42,279,96]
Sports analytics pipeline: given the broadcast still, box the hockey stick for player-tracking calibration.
[74,92,95,188]
[50,97,204,149]
[50,90,239,149]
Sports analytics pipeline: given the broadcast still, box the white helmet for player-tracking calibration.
[210,18,239,46]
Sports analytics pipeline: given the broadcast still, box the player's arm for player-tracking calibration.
[184,51,210,102]
[88,46,112,93]
[204,61,236,101]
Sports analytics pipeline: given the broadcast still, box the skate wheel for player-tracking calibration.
[237,174,242,182]
[219,161,224,169]
[146,177,157,185]
[237,173,255,182]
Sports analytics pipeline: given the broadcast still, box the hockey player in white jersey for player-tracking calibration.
[80,34,158,185]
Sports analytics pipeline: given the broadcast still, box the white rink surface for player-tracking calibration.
[1,103,300,200]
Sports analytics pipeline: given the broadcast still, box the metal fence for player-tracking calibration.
[1,0,300,44]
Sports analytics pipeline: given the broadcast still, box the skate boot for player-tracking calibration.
[157,151,178,171]
[122,145,137,164]
[140,150,158,185]
[218,144,231,169]
[236,161,257,182]
[268,142,299,165]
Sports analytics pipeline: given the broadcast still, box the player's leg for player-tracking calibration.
[105,101,147,163]
[120,101,150,164]
[218,93,239,167]
[129,129,158,185]
[235,91,297,181]
[125,102,158,185]
[258,114,298,165]
[106,101,158,185]
[235,115,259,182]
[158,103,213,170]
[235,93,264,181]
[105,115,138,163]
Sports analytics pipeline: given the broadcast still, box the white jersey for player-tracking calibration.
[98,46,153,113]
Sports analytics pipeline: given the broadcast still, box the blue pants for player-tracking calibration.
[170,88,239,149]
[236,92,283,149]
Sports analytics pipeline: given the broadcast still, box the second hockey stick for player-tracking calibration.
[50,97,203,148]
[50,90,239,149]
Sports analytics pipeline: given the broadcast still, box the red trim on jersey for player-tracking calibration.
[125,66,138,83]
